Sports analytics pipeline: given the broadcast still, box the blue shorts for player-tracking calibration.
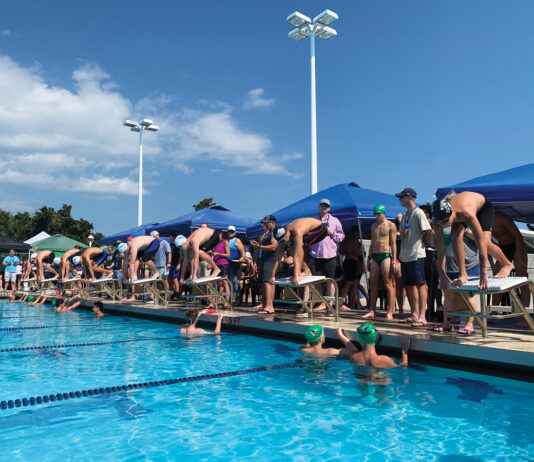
[446,264,480,281]
[168,265,180,279]
[401,258,426,286]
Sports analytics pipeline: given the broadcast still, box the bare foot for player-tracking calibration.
[252,304,264,310]
[339,304,351,311]
[313,303,326,312]
[385,314,394,321]
[211,268,221,278]
[361,311,375,319]
[494,263,513,279]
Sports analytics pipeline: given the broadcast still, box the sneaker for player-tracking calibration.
[295,308,308,318]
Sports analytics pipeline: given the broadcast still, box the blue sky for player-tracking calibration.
[1,1,534,235]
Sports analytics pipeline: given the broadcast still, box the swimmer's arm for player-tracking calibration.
[269,246,285,283]
[389,222,397,262]
[213,314,224,334]
[293,235,304,279]
[451,223,467,277]
[464,216,488,278]
[336,328,358,354]
[399,335,410,367]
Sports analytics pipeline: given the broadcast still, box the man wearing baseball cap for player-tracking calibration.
[309,198,345,311]
[150,230,172,283]
[226,225,246,302]
[396,187,431,327]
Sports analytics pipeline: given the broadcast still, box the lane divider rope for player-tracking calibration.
[0,362,298,410]
[0,336,180,353]
[0,321,149,332]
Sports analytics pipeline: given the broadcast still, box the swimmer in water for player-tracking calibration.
[350,323,410,368]
[92,301,105,318]
[299,325,359,356]
[179,308,224,336]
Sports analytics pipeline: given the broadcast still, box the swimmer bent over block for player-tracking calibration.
[122,236,160,282]
[180,227,222,283]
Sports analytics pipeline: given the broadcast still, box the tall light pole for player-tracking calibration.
[287,10,338,195]
[123,119,159,226]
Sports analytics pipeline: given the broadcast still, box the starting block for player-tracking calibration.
[39,278,60,291]
[448,277,534,337]
[274,275,339,320]
[124,277,167,306]
[87,277,123,301]
[23,278,40,291]
[184,276,232,311]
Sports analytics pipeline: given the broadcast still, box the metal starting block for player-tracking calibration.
[274,275,339,321]
[448,276,534,337]
[184,276,232,311]
[124,277,168,306]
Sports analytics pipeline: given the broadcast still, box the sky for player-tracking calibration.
[1,1,534,236]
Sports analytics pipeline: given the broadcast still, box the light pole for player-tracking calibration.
[123,119,160,226]
[88,234,94,247]
[287,10,338,195]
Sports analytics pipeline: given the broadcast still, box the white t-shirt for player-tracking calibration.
[399,208,431,262]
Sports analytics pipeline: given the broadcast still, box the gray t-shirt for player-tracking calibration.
[444,229,479,274]
[154,239,171,268]
[399,208,431,262]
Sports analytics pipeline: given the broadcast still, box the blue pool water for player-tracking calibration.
[1,301,534,461]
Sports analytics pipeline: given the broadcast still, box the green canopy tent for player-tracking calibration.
[30,234,88,256]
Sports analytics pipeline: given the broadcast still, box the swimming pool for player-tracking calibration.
[1,301,533,461]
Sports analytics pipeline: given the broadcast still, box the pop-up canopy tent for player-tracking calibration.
[0,236,30,253]
[24,231,50,245]
[147,206,255,236]
[246,182,405,238]
[435,163,534,223]
[31,234,88,254]
[99,222,160,245]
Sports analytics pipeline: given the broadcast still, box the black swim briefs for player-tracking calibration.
[303,223,328,247]
[476,199,494,232]
[200,230,221,253]
[44,252,56,264]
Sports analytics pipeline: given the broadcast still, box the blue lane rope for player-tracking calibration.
[0,336,180,353]
[0,362,298,410]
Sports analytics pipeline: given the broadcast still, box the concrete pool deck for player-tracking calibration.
[91,299,534,380]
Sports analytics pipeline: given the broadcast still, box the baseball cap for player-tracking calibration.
[126,236,133,241]
[262,215,276,223]
[150,231,159,237]
[395,187,417,199]
[319,198,330,206]
[227,225,236,232]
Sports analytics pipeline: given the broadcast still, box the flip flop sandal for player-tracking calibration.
[411,321,427,327]
[433,325,452,332]
[257,309,274,315]
[458,327,475,335]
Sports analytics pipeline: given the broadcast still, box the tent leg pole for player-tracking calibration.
[357,216,369,309]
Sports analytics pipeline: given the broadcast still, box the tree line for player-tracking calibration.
[0,204,104,244]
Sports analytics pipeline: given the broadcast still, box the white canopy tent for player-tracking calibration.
[24,231,51,245]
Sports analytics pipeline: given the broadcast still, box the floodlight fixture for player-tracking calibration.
[287,11,311,28]
[315,26,337,40]
[313,10,338,27]
[123,117,159,226]
[285,9,339,195]
[288,28,310,41]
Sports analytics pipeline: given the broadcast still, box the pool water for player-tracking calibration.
[1,301,533,461]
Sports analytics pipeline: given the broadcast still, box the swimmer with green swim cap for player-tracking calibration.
[349,323,411,368]
[299,326,358,356]
[363,203,398,322]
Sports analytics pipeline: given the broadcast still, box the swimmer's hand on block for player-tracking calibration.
[185,276,222,285]
[275,275,326,286]
[448,276,529,292]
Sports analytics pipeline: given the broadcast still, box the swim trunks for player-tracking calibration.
[137,239,160,262]
[303,223,328,247]
[44,252,56,264]
[476,199,494,232]
[67,249,84,262]
[371,253,391,264]
[498,242,515,261]
[200,230,221,253]
[91,249,108,266]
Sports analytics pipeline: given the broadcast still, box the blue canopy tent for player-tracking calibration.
[435,163,534,223]
[99,222,159,245]
[147,206,255,236]
[246,182,405,238]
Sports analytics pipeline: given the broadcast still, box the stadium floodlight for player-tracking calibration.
[123,118,160,226]
[313,10,338,27]
[287,11,311,28]
[286,10,339,195]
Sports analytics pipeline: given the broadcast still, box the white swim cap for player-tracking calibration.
[118,243,127,253]
[31,253,37,260]
[175,235,187,247]
[274,227,287,241]
[72,256,81,265]
[53,257,60,265]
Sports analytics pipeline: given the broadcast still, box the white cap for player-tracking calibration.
[227,225,236,232]
[245,251,252,259]
[31,252,37,260]
[319,198,330,206]
[118,243,128,253]
[72,256,81,265]
[150,230,159,237]
[175,235,187,247]
[53,257,60,265]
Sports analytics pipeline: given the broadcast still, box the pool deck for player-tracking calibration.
[90,299,534,380]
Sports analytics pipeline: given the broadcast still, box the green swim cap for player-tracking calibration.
[51,299,56,307]
[305,325,323,344]
[27,295,34,302]
[357,323,377,345]
[374,204,385,215]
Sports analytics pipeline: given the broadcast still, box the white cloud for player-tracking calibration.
[0,55,301,198]
[243,88,274,109]
[1,30,10,36]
